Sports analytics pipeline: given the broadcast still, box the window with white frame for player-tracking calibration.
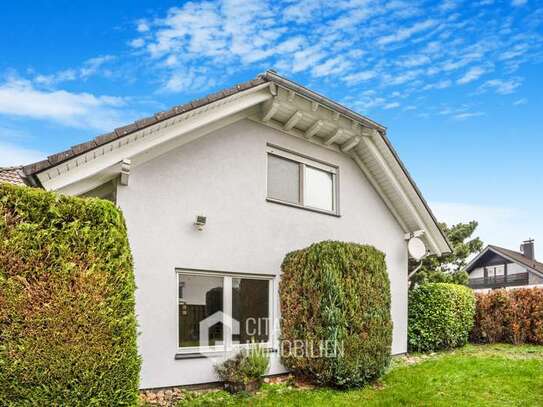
[266,146,338,214]
[177,270,273,352]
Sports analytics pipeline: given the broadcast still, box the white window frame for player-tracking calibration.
[176,269,275,355]
[266,145,339,216]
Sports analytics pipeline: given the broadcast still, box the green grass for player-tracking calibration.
[179,344,543,406]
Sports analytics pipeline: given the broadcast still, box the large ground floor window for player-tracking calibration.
[177,270,273,353]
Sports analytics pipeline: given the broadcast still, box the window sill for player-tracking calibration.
[266,197,340,217]
[175,347,277,360]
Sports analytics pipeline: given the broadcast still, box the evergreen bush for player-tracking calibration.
[280,241,392,388]
[0,183,140,406]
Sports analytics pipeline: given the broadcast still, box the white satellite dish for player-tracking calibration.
[408,237,427,261]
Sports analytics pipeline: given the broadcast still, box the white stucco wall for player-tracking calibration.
[116,119,408,389]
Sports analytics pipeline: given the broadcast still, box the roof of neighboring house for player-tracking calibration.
[0,166,26,185]
[17,70,451,255]
[465,244,543,277]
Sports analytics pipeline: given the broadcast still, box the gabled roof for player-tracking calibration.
[0,166,26,185]
[465,245,543,277]
[20,70,451,256]
[22,76,271,177]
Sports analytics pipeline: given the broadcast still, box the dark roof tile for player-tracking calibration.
[23,159,50,175]
[71,141,97,155]
[115,123,139,137]
[95,132,118,146]
[191,97,209,108]
[48,150,74,165]
[135,116,158,129]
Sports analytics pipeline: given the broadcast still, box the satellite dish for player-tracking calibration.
[408,237,427,261]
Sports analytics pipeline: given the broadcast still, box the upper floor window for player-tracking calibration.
[266,145,338,215]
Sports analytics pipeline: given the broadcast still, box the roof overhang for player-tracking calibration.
[465,246,543,278]
[24,71,451,256]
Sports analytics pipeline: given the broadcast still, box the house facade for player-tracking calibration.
[465,240,543,290]
[5,71,450,389]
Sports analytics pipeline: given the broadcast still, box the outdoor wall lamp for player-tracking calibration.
[194,215,207,231]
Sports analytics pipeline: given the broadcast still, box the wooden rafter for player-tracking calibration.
[284,111,303,131]
[324,128,344,145]
[304,120,323,139]
[262,99,280,122]
[341,136,360,152]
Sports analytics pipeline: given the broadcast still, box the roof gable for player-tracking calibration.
[21,70,451,256]
[465,245,543,277]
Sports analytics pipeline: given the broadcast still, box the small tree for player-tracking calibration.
[409,221,483,289]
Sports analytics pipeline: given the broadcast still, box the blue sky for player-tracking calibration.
[1,0,542,252]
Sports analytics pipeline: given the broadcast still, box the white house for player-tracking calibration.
[465,240,543,290]
[9,71,450,389]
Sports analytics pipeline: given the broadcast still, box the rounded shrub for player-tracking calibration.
[408,283,475,352]
[279,241,392,388]
[0,183,140,406]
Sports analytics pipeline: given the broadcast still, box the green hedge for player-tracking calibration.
[0,183,140,406]
[280,241,392,388]
[408,283,475,352]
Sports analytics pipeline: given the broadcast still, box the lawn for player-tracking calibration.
[179,344,543,406]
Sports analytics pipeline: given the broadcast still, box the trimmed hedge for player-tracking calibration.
[279,241,392,388]
[470,288,543,345]
[0,183,140,406]
[408,283,475,352]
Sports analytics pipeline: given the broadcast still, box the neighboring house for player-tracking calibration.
[465,240,543,290]
[3,71,450,389]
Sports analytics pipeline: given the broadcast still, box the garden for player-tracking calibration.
[1,184,543,406]
[177,344,543,406]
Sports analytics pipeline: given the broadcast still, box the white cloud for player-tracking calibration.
[513,98,527,106]
[311,56,351,77]
[34,69,77,86]
[383,102,400,109]
[423,79,452,90]
[288,46,327,73]
[31,55,115,86]
[343,70,377,85]
[479,78,521,94]
[383,69,422,85]
[511,0,527,6]
[161,68,217,93]
[124,0,542,113]
[137,20,150,32]
[129,38,145,48]
[0,77,133,131]
[499,43,528,60]
[457,67,486,84]
[453,111,484,120]
[0,142,45,166]
[397,54,431,68]
[80,55,115,79]
[439,0,458,12]
[377,19,437,46]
